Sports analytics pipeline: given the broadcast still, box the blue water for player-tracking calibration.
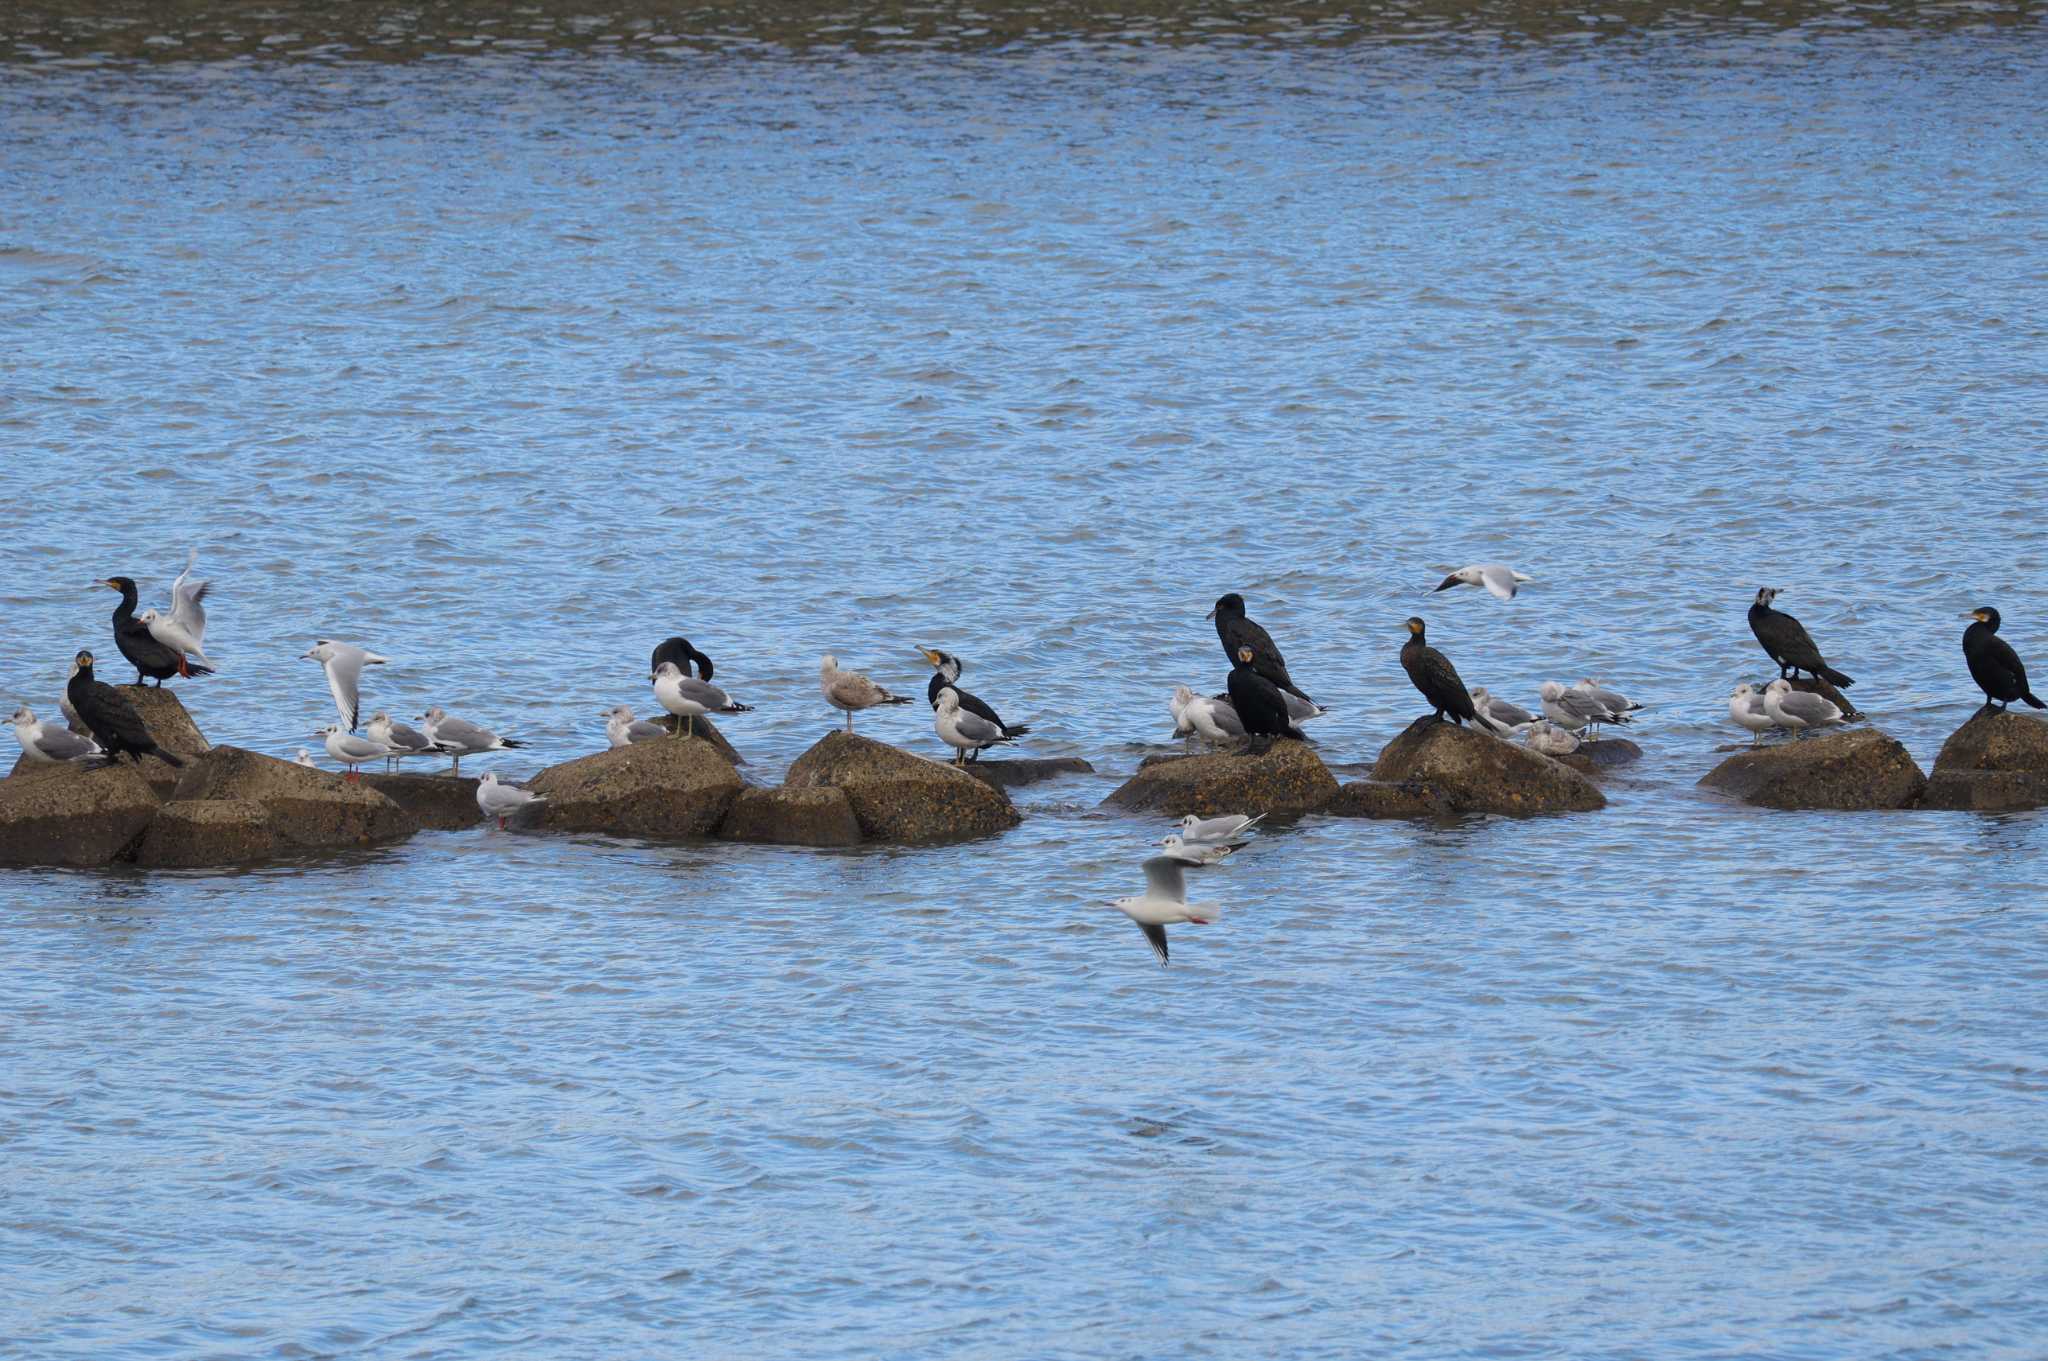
[4,16,2048,1358]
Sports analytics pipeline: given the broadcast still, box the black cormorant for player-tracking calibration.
[1962,607,2043,711]
[97,576,213,686]
[1208,594,1315,705]
[1401,617,1477,725]
[918,647,1031,760]
[1225,645,1308,743]
[1748,588,1853,687]
[652,636,713,682]
[65,650,184,767]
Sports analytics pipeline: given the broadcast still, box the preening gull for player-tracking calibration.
[476,771,548,830]
[9,705,100,764]
[1432,563,1532,601]
[1726,683,1773,744]
[420,707,527,776]
[1763,679,1845,735]
[934,686,1017,765]
[820,655,912,732]
[1171,685,1245,745]
[302,640,387,733]
[317,724,392,781]
[1110,855,1223,967]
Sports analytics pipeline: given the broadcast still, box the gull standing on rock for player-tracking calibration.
[1538,680,1630,740]
[652,660,754,740]
[1573,679,1645,718]
[1763,678,1845,736]
[1110,856,1223,967]
[1170,685,1245,746]
[1726,683,1774,744]
[604,704,668,748]
[367,710,439,773]
[139,549,213,670]
[1470,686,1536,736]
[420,707,526,776]
[919,648,1031,754]
[1432,563,1533,601]
[303,640,387,733]
[820,655,912,732]
[476,771,547,830]
[316,725,392,782]
[9,705,100,764]
[933,687,1017,765]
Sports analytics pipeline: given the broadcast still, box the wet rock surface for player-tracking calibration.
[362,772,484,830]
[173,747,417,848]
[718,785,864,847]
[1920,709,2048,811]
[961,756,1095,791]
[1557,736,1643,776]
[1324,778,1456,819]
[1104,740,1339,818]
[1698,728,1926,810]
[1367,718,1605,815]
[650,715,746,766]
[528,737,743,838]
[0,760,164,866]
[785,732,1019,843]
[131,798,282,869]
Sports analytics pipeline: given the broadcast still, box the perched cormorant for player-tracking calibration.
[1225,645,1308,742]
[1400,617,1477,725]
[1748,588,1853,687]
[65,650,184,767]
[918,647,1030,760]
[96,576,213,686]
[1962,607,2044,711]
[1208,594,1315,705]
[652,636,715,682]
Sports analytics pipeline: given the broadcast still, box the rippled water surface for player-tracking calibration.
[5,6,2048,1356]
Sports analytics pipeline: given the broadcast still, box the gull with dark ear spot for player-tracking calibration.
[1109,856,1223,967]
[603,704,669,748]
[653,659,754,740]
[1727,683,1774,744]
[1961,606,2044,712]
[10,705,101,764]
[302,640,387,733]
[367,710,439,773]
[420,707,526,777]
[1431,563,1532,601]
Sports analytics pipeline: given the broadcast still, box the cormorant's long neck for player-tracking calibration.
[109,582,138,624]
[926,670,946,705]
[689,648,714,681]
[1965,621,1992,646]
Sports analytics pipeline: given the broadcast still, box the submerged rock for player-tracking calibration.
[132,798,281,869]
[173,747,417,848]
[529,738,743,838]
[1557,736,1643,776]
[962,756,1095,791]
[718,785,864,847]
[785,731,1019,842]
[1324,778,1455,819]
[1104,739,1338,818]
[361,773,484,830]
[1363,717,1604,815]
[1921,708,2048,811]
[0,760,163,866]
[1699,727,1925,810]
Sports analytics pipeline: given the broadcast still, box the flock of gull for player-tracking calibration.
[12,554,2046,957]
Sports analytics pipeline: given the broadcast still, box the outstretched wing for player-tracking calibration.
[1138,921,1169,966]
[1141,855,1188,903]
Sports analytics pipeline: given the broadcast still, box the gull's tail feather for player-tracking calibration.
[717,701,757,714]
[1184,902,1222,925]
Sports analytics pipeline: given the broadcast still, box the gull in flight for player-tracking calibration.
[476,771,548,830]
[1763,679,1845,736]
[1110,856,1223,967]
[138,549,213,670]
[820,655,913,732]
[1432,563,1533,601]
[9,705,100,764]
[316,724,392,782]
[420,707,527,777]
[302,640,387,733]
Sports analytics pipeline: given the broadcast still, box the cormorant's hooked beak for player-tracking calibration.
[1204,606,1217,621]
[92,579,116,590]
[1961,610,1987,620]
[917,647,943,666]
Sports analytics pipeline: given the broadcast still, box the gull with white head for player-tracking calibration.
[302,640,387,733]
[1110,856,1224,967]
[1432,563,1533,601]
[315,724,392,782]
[1175,812,1263,844]
[10,705,101,764]
[420,707,527,777]
[1726,683,1773,744]
[603,704,668,748]
[1763,679,1845,736]
[367,710,440,773]
[476,771,548,830]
